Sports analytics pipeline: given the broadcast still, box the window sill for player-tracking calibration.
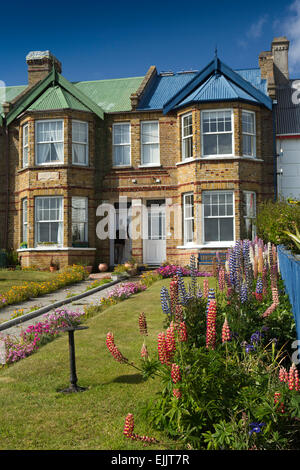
[17,247,97,252]
[176,242,235,249]
[138,164,162,168]
[176,158,195,166]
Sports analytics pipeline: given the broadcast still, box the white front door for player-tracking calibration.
[143,200,166,265]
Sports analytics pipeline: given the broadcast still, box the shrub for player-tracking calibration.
[256,199,300,252]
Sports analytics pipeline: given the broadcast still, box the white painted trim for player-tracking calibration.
[140,120,160,166]
[202,190,235,245]
[201,109,234,158]
[17,247,96,252]
[242,109,256,158]
[112,122,131,167]
[176,242,235,249]
[35,119,64,166]
[72,119,89,166]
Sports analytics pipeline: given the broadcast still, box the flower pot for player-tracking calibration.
[50,266,57,272]
[85,265,93,274]
[99,263,108,272]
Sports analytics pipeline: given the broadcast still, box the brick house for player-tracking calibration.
[0,39,287,270]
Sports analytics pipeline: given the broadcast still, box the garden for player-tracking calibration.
[0,199,299,450]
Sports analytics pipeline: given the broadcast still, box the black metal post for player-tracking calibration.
[59,326,88,393]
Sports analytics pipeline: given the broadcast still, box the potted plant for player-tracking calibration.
[19,242,28,249]
[49,258,58,272]
[98,262,108,272]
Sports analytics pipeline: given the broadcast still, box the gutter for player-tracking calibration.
[4,124,9,249]
[272,108,277,201]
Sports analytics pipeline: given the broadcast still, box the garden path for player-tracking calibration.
[0,274,141,338]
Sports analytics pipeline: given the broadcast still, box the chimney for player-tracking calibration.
[258,50,276,99]
[271,36,290,84]
[26,51,62,87]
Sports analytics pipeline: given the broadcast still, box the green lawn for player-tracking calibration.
[0,277,213,450]
[0,269,56,295]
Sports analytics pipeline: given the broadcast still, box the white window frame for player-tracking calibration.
[183,193,194,245]
[22,198,28,243]
[35,119,64,166]
[242,110,256,158]
[35,196,64,247]
[23,123,29,167]
[202,190,235,245]
[72,196,88,245]
[201,109,234,157]
[112,122,131,167]
[181,113,193,161]
[141,120,160,166]
[243,191,256,240]
[72,120,89,166]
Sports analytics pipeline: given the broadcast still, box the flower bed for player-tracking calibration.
[100,282,147,309]
[0,265,88,309]
[106,241,300,450]
[3,309,85,364]
[156,264,212,278]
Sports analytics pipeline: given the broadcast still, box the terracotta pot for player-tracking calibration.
[85,265,93,274]
[50,266,57,272]
[98,263,108,272]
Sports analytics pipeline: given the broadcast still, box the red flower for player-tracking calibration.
[106,332,128,364]
[178,321,188,342]
[166,325,176,357]
[173,388,182,399]
[221,317,231,343]
[138,312,148,336]
[171,363,181,384]
[141,343,149,360]
[157,332,170,365]
[123,413,135,438]
[206,299,217,350]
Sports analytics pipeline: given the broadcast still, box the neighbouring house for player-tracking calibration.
[272,38,300,200]
[0,38,289,269]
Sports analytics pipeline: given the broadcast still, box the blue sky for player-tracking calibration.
[2,0,300,85]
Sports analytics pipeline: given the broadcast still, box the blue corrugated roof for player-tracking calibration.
[138,65,269,111]
[173,74,259,109]
[138,73,197,110]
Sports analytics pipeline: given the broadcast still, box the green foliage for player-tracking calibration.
[256,199,300,252]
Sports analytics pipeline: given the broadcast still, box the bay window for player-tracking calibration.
[202,110,233,156]
[203,191,234,243]
[182,113,193,160]
[36,120,64,164]
[242,111,256,157]
[72,197,88,245]
[35,197,63,245]
[72,121,88,165]
[113,123,131,166]
[141,121,160,165]
[183,193,194,244]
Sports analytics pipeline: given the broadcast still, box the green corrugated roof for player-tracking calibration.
[1,76,144,119]
[28,85,91,112]
[73,77,144,112]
